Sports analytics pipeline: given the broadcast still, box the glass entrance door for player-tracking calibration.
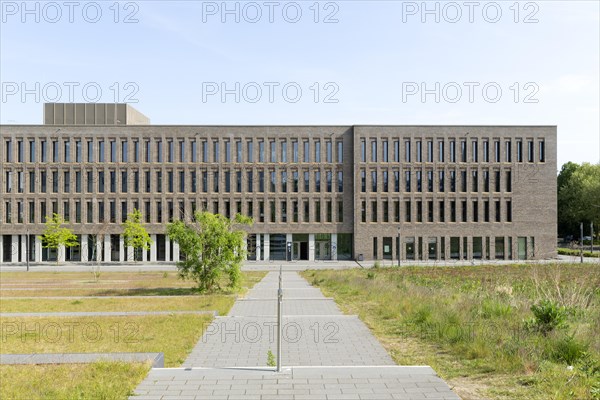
[316,241,331,260]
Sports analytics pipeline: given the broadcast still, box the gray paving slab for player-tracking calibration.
[131,271,460,400]
[0,310,217,317]
[1,352,164,367]
[131,366,460,399]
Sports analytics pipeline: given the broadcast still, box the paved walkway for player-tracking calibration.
[0,311,217,317]
[132,271,459,399]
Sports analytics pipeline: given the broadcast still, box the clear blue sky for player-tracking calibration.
[1,0,598,168]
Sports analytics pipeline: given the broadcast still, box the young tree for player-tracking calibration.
[167,211,253,292]
[39,213,79,263]
[122,209,153,262]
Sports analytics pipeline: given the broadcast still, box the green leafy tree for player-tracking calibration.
[122,209,153,262]
[39,213,79,263]
[167,211,253,292]
[558,162,600,238]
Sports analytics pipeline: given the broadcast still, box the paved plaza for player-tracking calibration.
[131,271,460,399]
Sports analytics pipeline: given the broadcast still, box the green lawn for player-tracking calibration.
[302,264,600,400]
[0,270,267,400]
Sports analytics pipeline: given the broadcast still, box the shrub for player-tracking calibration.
[266,350,276,367]
[547,335,588,365]
[373,261,381,269]
[366,271,376,280]
[525,300,568,335]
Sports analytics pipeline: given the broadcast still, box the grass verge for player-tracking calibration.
[302,264,600,400]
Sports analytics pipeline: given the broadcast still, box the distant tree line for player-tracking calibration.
[557,162,600,238]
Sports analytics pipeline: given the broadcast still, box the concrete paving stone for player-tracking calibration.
[130,271,459,400]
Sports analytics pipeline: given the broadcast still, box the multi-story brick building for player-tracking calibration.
[0,103,556,264]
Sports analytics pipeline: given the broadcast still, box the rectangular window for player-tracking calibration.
[29,140,36,162]
[304,171,309,192]
[483,170,490,192]
[360,170,366,192]
[180,171,186,192]
[292,170,299,192]
[326,141,332,163]
[225,141,231,163]
[41,140,47,162]
[64,201,70,222]
[247,140,254,162]
[315,140,321,162]
[202,141,209,162]
[315,170,321,192]
[360,139,366,162]
[472,170,478,192]
[428,200,434,222]
[539,141,545,162]
[416,141,422,162]
[495,170,501,192]
[471,140,478,162]
[258,201,265,222]
[439,170,445,192]
[383,200,389,222]
[495,200,501,222]
[462,200,467,222]
[62,171,70,193]
[484,201,490,222]
[370,170,377,192]
[394,170,400,192]
[438,141,444,162]
[427,140,433,162]
[337,171,343,192]
[52,171,58,193]
[483,141,489,162]
[75,140,82,162]
[450,170,456,192]
[156,171,163,193]
[303,200,309,222]
[98,141,105,162]
[439,200,445,222]
[337,141,343,163]
[394,140,400,162]
[134,171,139,193]
[360,201,366,223]
[134,140,140,163]
[461,170,467,192]
[121,201,128,223]
[405,170,411,192]
[338,201,344,223]
[506,200,512,222]
[213,141,219,162]
[145,140,151,162]
[270,141,276,162]
[371,201,378,222]
[281,141,288,163]
[121,171,128,192]
[382,140,389,162]
[259,140,266,162]
[17,171,23,193]
[202,171,208,192]
[282,171,288,192]
[122,140,128,162]
[405,201,411,222]
[110,171,116,193]
[144,171,151,193]
[29,201,35,223]
[315,200,321,223]
[270,201,276,222]
[450,201,456,222]
[405,140,411,162]
[326,170,332,192]
[110,141,116,162]
[494,140,500,162]
[29,171,35,193]
[394,201,400,223]
[225,171,231,193]
[506,171,512,192]
[98,201,105,222]
[383,170,389,192]
[247,171,254,192]
[326,201,332,223]
[259,171,265,193]
[191,171,197,193]
[53,140,59,162]
[180,140,185,162]
[168,141,174,163]
[505,140,511,162]
[416,170,422,192]
[293,140,299,163]
[304,141,310,163]
[270,171,276,192]
[427,170,433,192]
[64,140,71,163]
[528,140,534,162]
[460,140,467,162]
[449,140,456,162]
[473,200,479,222]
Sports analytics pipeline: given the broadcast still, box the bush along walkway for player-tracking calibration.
[131,271,460,399]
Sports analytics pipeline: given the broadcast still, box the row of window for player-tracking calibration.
[2,169,345,195]
[359,169,512,193]
[371,236,532,261]
[3,199,345,225]
[359,199,512,223]
[359,138,545,163]
[3,138,345,164]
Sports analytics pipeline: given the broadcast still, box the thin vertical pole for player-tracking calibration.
[26,231,30,272]
[580,222,584,264]
[277,264,282,372]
